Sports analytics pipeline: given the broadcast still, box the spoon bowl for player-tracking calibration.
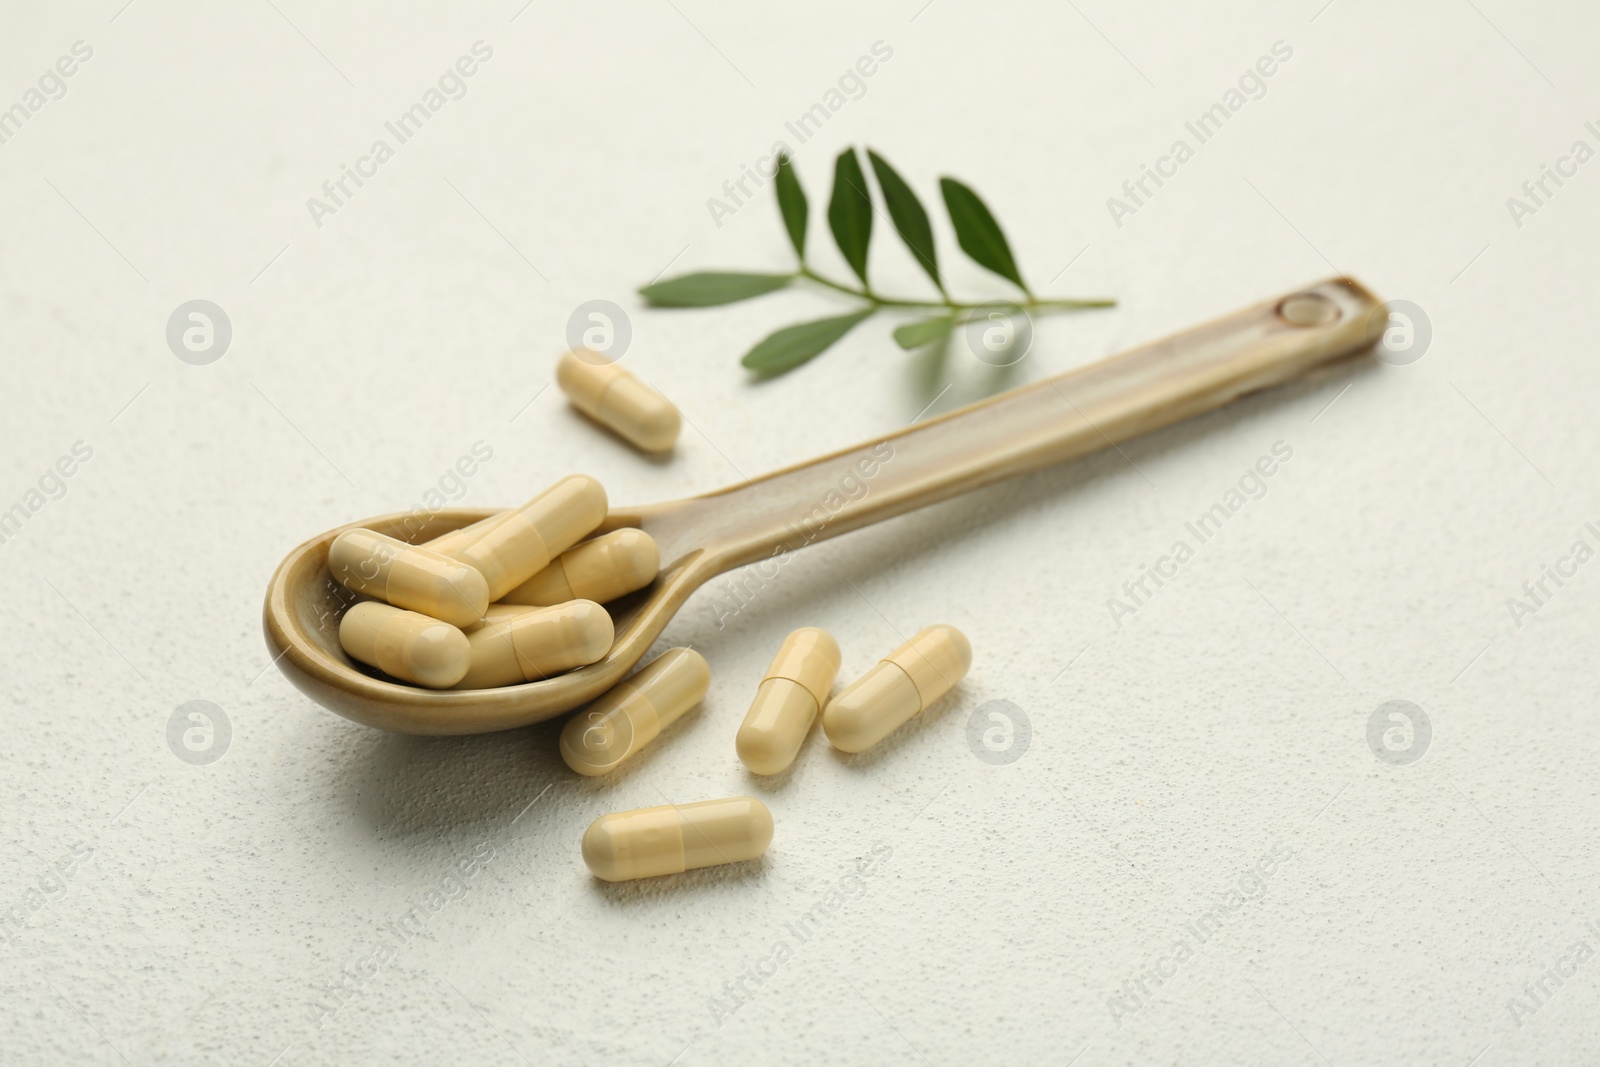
[263,499,715,735]
[264,277,1385,735]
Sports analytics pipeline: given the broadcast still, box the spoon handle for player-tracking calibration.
[645,277,1383,570]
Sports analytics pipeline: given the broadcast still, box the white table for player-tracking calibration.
[3,1,1596,1063]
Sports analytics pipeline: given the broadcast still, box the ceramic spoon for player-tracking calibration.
[263,276,1383,735]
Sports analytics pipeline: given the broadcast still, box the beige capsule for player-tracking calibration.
[500,528,659,607]
[423,514,504,558]
[823,625,972,753]
[582,797,773,882]
[466,603,547,630]
[327,528,489,628]
[339,601,471,689]
[556,349,681,453]
[438,475,608,601]
[559,648,709,776]
[736,628,841,775]
[454,600,614,689]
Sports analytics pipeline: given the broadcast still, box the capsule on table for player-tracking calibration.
[736,628,841,775]
[823,625,972,753]
[500,528,659,607]
[582,797,773,882]
[327,528,489,628]
[454,600,614,689]
[556,349,681,453]
[438,475,608,601]
[559,648,709,776]
[339,601,471,689]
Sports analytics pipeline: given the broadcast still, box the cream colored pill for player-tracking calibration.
[439,475,608,601]
[327,528,489,628]
[559,648,709,776]
[736,627,840,775]
[460,603,545,633]
[823,625,972,753]
[582,797,773,882]
[454,600,613,689]
[501,528,659,606]
[423,514,504,558]
[557,349,681,453]
[338,601,471,689]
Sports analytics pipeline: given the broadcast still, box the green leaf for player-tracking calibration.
[827,149,873,286]
[867,150,941,292]
[939,177,1027,293]
[774,153,807,260]
[741,308,875,375]
[892,315,956,350]
[639,271,794,307]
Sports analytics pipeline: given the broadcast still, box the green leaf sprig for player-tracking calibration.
[639,148,1116,375]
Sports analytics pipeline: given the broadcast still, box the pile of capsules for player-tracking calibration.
[326,351,971,882]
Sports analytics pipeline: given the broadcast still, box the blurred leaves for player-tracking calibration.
[639,272,793,307]
[868,150,941,294]
[892,315,957,350]
[640,148,1112,377]
[774,153,808,260]
[827,149,873,286]
[939,177,1027,294]
[741,309,875,375]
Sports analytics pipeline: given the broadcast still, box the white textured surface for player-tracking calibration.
[3,1,1598,1063]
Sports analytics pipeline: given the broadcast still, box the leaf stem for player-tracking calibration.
[796,267,1113,313]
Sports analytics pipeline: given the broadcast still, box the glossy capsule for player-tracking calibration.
[454,600,613,689]
[423,514,503,558]
[736,628,840,775]
[582,797,773,882]
[501,528,659,606]
[559,648,709,775]
[327,528,489,628]
[338,601,471,689]
[465,603,546,631]
[823,625,972,753]
[439,475,608,601]
[556,349,681,453]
